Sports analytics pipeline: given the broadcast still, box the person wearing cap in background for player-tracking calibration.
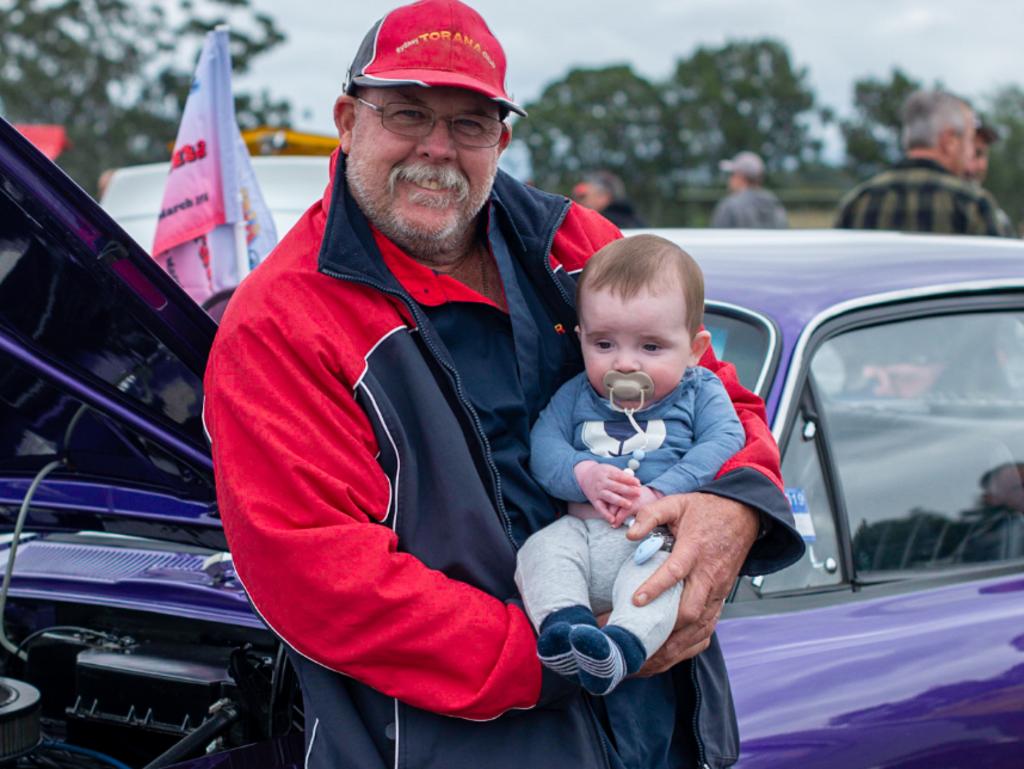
[965,120,1016,237]
[572,169,648,229]
[203,1,803,767]
[836,90,1014,236]
[710,151,788,229]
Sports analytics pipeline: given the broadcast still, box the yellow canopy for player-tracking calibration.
[242,127,338,156]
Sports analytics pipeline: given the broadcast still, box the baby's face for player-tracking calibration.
[577,284,709,408]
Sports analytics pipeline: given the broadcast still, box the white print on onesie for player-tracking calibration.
[581,419,667,457]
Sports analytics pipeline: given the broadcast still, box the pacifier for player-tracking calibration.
[602,370,655,410]
[603,370,667,565]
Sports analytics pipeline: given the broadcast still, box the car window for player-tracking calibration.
[756,404,843,594]
[704,307,774,394]
[811,311,1024,575]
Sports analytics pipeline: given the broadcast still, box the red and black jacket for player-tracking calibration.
[204,151,802,769]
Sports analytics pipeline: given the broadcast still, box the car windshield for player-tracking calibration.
[704,306,774,394]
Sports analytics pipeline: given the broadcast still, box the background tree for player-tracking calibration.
[981,85,1024,235]
[840,68,922,180]
[663,39,822,180]
[514,65,675,223]
[517,41,821,224]
[0,0,291,196]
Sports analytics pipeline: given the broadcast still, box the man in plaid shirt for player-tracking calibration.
[835,90,1015,237]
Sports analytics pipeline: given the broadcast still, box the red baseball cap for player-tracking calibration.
[344,0,526,116]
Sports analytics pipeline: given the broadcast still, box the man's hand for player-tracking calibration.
[626,492,759,675]
[574,461,641,523]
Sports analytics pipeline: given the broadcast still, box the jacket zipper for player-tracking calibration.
[320,268,518,549]
[539,200,574,308]
[324,270,513,769]
[689,658,709,768]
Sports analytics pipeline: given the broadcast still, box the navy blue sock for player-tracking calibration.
[603,625,647,675]
[539,605,598,634]
[537,606,597,677]
[570,624,648,695]
[569,625,625,695]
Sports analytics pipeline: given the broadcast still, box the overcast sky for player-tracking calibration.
[237,0,1023,164]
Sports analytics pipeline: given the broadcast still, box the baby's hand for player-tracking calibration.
[574,461,641,522]
[608,486,665,527]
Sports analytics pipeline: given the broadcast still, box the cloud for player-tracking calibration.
[242,0,1024,134]
[877,5,950,34]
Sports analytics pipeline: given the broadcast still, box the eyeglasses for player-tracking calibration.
[356,97,505,148]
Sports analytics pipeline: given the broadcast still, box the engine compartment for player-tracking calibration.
[0,535,303,769]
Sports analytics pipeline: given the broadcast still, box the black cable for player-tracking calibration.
[1,460,63,660]
[20,753,62,769]
[38,742,133,769]
[13,625,120,660]
[2,625,121,677]
[267,641,288,736]
[141,700,241,769]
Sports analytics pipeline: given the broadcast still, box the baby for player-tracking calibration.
[514,233,745,695]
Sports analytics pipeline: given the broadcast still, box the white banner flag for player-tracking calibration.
[152,27,277,307]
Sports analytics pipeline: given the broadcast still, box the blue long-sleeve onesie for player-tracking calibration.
[529,366,745,501]
[515,365,746,659]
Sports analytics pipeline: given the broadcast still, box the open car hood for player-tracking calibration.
[0,118,221,538]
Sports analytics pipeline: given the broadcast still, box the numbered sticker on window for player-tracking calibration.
[785,488,817,542]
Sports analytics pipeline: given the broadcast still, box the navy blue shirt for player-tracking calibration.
[422,217,572,545]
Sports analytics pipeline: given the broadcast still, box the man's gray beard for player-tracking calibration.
[347,156,494,260]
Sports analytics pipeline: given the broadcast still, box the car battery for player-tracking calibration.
[67,643,233,736]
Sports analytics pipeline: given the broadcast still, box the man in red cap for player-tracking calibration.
[204,2,802,767]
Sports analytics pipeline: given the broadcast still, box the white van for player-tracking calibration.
[100,155,332,253]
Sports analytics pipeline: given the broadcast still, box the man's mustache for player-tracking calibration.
[390,163,470,207]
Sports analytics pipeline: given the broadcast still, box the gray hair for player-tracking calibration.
[900,90,971,151]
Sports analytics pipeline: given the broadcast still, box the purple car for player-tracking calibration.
[1,118,1022,769]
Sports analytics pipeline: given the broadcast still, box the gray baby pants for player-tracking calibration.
[514,515,683,658]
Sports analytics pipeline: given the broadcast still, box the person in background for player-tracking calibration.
[572,169,648,229]
[966,121,997,185]
[835,90,1014,236]
[965,120,1016,236]
[202,1,803,767]
[710,151,788,229]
